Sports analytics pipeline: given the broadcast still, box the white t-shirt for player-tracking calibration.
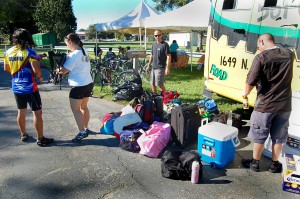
[63,49,93,87]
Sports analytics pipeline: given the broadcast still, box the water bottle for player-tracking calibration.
[243,96,249,109]
[191,161,200,184]
[226,110,233,126]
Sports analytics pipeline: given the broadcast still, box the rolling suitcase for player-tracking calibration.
[171,104,201,147]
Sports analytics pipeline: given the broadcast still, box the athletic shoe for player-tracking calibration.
[85,128,92,134]
[20,133,28,142]
[242,159,260,172]
[37,136,54,147]
[269,161,282,173]
[72,131,88,143]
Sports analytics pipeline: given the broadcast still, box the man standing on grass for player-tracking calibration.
[241,33,293,173]
[146,29,171,93]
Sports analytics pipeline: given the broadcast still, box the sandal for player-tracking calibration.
[20,133,28,142]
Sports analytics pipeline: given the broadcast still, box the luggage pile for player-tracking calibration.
[99,91,243,183]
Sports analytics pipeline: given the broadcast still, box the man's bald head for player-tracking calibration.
[257,33,276,52]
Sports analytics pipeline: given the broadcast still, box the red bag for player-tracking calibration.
[161,91,180,104]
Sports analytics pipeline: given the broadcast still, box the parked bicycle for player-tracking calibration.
[137,57,150,83]
[90,59,139,91]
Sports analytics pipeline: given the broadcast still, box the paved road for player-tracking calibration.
[0,63,298,199]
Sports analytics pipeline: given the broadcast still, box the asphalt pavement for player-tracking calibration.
[0,63,299,199]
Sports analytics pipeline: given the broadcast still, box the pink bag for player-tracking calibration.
[137,121,171,158]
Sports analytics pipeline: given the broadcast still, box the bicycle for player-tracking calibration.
[90,59,140,91]
[47,51,67,90]
[136,56,151,83]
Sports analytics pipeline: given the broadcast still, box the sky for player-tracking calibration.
[72,0,157,30]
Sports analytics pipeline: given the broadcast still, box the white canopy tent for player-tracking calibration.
[145,0,211,32]
[95,0,159,47]
[144,0,211,70]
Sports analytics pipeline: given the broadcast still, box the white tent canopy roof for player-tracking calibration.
[95,0,159,34]
[145,0,211,32]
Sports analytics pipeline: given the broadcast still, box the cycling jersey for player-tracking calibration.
[4,46,39,94]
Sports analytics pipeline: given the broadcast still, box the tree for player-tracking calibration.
[85,25,96,40]
[0,0,38,36]
[152,0,192,12]
[33,0,76,41]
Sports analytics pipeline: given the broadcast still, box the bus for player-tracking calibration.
[204,0,300,108]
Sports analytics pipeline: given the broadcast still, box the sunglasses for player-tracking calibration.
[154,34,161,37]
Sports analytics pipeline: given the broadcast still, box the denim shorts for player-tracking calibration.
[248,111,291,144]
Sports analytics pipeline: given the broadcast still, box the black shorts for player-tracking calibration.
[14,91,42,111]
[69,83,94,99]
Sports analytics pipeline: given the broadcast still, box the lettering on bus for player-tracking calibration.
[210,64,228,80]
[257,3,300,22]
[220,56,248,70]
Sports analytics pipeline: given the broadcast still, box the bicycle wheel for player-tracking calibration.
[140,65,151,83]
[91,69,98,84]
[99,68,112,90]
[114,71,140,86]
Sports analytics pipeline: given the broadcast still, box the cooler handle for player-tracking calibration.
[204,137,215,147]
[231,136,240,147]
[201,118,209,126]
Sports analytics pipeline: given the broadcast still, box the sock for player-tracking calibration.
[79,130,86,134]
[252,159,259,164]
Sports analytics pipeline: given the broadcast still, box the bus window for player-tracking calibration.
[264,0,277,7]
[222,0,236,9]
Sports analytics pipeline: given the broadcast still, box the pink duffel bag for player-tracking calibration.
[137,121,171,158]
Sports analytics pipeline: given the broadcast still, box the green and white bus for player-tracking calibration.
[204,0,300,107]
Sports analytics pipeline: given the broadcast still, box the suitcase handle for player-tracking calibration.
[231,136,240,147]
[204,137,215,147]
[201,118,209,126]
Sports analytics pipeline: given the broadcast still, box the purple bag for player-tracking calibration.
[120,130,142,152]
[137,121,171,158]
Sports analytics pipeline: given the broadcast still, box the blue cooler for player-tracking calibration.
[198,120,240,168]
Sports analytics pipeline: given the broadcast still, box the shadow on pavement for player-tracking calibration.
[52,137,119,148]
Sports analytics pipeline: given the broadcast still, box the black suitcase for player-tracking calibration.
[171,104,202,147]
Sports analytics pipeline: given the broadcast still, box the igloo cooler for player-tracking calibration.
[198,120,240,168]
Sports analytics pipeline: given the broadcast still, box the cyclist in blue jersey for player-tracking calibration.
[4,28,54,147]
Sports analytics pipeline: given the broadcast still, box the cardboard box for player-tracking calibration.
[282,153,300,194]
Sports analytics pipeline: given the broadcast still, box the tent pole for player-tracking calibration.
[95,24,98,60]
[190,32,193,72]
[144,27,147,50]
[139,27,142,49]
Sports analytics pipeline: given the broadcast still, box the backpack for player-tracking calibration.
[120,130,142,152]
[161,150,202,181]
[134,91,156,124]
[100,112,122,135]
[197,98,219,114]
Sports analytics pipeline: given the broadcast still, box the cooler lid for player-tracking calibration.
[198,122,238,141]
